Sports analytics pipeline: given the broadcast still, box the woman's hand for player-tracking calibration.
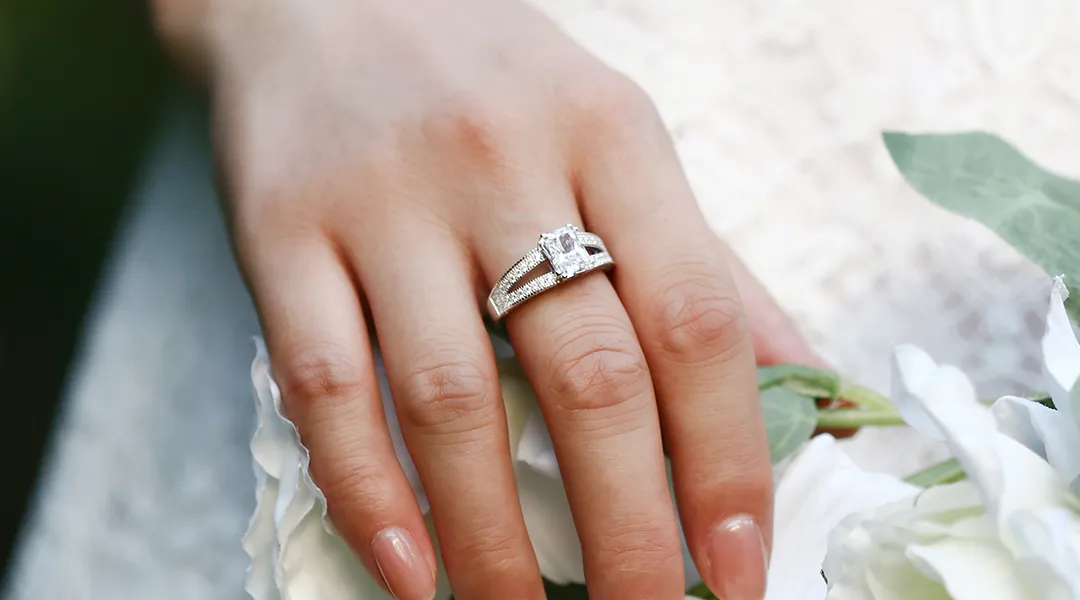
[155,1,822,598]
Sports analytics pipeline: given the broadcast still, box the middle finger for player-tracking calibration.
[355,216,545,600]
[474,202,685,600]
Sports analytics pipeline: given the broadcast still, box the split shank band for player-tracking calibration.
[487,224,615,321]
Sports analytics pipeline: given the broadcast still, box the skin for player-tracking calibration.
[153,0,825,598]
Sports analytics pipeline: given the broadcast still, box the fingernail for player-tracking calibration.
[706,514,767,600]
[371,527,436,600]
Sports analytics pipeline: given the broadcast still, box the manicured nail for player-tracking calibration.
[371,527,436,600]
[706,514,767,600]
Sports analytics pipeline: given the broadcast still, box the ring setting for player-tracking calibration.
[487,224,614,320]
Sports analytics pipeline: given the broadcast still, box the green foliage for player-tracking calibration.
[760,385,818,463]
[758,364,841,398]
[884,131,1080,323]
[903,458,965,487]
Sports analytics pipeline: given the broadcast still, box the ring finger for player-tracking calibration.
[472,189,685,600]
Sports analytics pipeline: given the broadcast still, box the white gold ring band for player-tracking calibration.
[487,224,614,321]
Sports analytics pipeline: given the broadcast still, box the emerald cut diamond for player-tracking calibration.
[540,224,589,279]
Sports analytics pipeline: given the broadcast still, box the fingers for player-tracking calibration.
[354,218,546,600]
[239,236,438,600]
[574,82,773,600]
[721,247,827,367]
[473,201,686,600]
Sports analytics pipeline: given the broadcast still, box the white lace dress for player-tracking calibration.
[6,1,1078,597]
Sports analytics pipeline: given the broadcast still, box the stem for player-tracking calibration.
[815,409,906,428]
[903,458,964,487]
[837,381,893,411]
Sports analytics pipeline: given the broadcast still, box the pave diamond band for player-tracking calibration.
[487,224,614,320]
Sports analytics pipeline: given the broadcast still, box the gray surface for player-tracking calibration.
[5,103,260,599]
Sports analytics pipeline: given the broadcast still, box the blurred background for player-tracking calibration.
[0,0,166,578]
[1,0,1076,597]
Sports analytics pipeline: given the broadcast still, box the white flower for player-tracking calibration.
[821,279,1080,600]
[764,435,919,600]
[992,278,1080,493]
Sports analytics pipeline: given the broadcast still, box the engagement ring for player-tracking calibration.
[486,224,614,320]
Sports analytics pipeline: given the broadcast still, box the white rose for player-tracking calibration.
[821,279,1080,600]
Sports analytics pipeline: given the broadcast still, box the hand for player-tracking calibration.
[155,1,822,598]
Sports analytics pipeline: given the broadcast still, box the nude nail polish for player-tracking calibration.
[706,514,767,600]
[371,527,436,600]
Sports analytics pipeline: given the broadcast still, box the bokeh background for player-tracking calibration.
[0,0,166,577]
[2,0,1076,597]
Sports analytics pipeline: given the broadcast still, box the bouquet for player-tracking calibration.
[242,132,1080,600]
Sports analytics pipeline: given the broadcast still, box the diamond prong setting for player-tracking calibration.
[539,224,590,279]
[487,224,613,320]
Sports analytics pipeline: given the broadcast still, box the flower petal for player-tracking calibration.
[906,532,1030,600]
[516,408,560,479]
[497,367,585,584]
[823,482,987,600]
[992,395,1080,488]
[1008,507,1080,597]
[836,425,950,479]
[890,345,1080,597]
[515,463,586,584]
[1043,277,1080,432]
[767,435,919,600]
[823,497,946,600]
[890,345,979,441]
[890,346,1065,518]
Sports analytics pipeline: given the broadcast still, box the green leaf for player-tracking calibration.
[884,131,1080,323]
[760,385,818,463]
[903,458,965,487]
[686,582,717,599]
[757,364,841,398]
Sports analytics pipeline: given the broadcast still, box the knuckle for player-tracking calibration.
[278,349,369,411]
[548,317,650,412]
[596,519,683,574]
[230,184,325,250]
[318,459,394,519]
[712,467,774,510]
[652,272,749,365]
[685,443,774,515]
[454,522,533,581]
[397,354,497,432]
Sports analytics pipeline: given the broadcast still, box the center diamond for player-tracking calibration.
[540,224,590,279]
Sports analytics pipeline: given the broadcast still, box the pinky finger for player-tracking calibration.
[244,237,437,600]
[719,245,827,368]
